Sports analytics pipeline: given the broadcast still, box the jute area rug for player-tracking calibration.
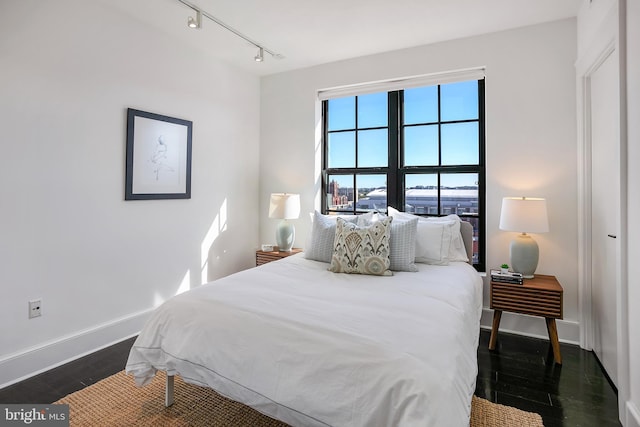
[55,371,544,426]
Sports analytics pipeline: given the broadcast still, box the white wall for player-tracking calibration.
[577,0,618,56]
[260,19,578,342]
[625,1,640,425]
[0,0,260,387]
[576,0,639,424]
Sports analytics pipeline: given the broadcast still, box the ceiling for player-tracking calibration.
[106,0,582,76]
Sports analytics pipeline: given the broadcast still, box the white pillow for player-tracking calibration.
[414,221,453,265]
[358,214,418,272]
[387,207,469,264]
[420,215,469,263]
[304,211,373,263]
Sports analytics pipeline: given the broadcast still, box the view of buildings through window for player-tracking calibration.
[322,79,485,268]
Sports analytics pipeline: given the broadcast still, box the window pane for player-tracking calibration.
[404,86,438,125]
[357,93,388,128]
[440,173,478,216]
[405,174,438,214]
[441,122,479,165]
[328,96,355,131]
[327,131,355,168]
[327,175,354,212]
[357,129,388,167]
[355,174,387,212]
[441,80,478,121]
[404,125,438,166]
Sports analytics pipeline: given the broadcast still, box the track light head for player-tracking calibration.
[187,10,201,29]
[254,47,264,62]
[177,1,283,61]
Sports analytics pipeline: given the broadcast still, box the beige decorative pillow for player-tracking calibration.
[328,217,393,276]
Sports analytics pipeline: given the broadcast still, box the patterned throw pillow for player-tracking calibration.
[328,217,393,276]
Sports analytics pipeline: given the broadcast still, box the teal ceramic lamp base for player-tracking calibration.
[276,219,295,252]
[510,233,539,279]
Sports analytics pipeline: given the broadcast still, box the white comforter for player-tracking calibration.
[126,254,483,427]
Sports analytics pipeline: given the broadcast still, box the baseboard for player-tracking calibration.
[0,308,153,389]
[480,308,580,345]
[627,401,640,427]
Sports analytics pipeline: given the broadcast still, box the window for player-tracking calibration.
[322,78,485,270]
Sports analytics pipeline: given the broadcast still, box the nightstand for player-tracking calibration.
[489,274,564,364]
[256,248,302,266]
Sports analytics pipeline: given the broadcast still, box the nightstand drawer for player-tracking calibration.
[491,282,562,318]
[256,248,302,266]
[256,252,284,265]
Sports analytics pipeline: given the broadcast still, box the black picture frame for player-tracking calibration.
[125,108,192,200]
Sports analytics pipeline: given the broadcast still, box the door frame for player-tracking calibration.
[576,0,629,421]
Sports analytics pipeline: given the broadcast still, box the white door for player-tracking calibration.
[590,50,619,387]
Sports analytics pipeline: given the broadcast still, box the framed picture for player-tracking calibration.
[125,108,192,200]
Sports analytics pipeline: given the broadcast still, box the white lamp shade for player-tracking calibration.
[268,193,300,220]
[499,197,549,233]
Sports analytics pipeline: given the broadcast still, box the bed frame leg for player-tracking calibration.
[165,374,175,407]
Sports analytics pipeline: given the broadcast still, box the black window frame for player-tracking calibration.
[321,79,486,271]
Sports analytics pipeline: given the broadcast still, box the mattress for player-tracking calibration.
[126,254,483,426]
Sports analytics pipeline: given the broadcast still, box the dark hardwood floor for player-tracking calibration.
[0,330,620,426]
[0,337,137,405]
[476,329,620,427]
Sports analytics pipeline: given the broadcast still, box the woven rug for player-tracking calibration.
[55,371,544,426]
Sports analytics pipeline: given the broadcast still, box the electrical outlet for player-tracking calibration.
[29,299,42,319]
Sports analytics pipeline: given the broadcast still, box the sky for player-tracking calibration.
[327,80,480,190]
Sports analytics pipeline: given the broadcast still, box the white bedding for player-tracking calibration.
[126,254,483,427]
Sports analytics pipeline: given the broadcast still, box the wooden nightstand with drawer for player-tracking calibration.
[256,248,302,266]
[489,274,564,364]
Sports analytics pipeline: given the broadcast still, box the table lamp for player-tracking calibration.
[268,193,300,252]
[499,197,549,278]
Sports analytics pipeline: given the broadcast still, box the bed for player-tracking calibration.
[126,214,483,427]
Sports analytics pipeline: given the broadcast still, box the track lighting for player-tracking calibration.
[187,10,201,29]
[254,47,264,62]
[177,0,282,62]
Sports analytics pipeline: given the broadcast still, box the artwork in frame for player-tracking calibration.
[125,108,193,200]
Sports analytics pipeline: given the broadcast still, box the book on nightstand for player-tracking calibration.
[490,269,524,285]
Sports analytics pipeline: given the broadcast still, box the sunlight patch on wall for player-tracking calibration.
[153,292,165,308]
[154,269,192,305]
[176,270,191,295]
[200,198,228,284]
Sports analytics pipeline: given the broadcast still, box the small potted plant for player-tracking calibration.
[500,264,509,274]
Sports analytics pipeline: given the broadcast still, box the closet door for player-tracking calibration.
[590,50,619,387]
